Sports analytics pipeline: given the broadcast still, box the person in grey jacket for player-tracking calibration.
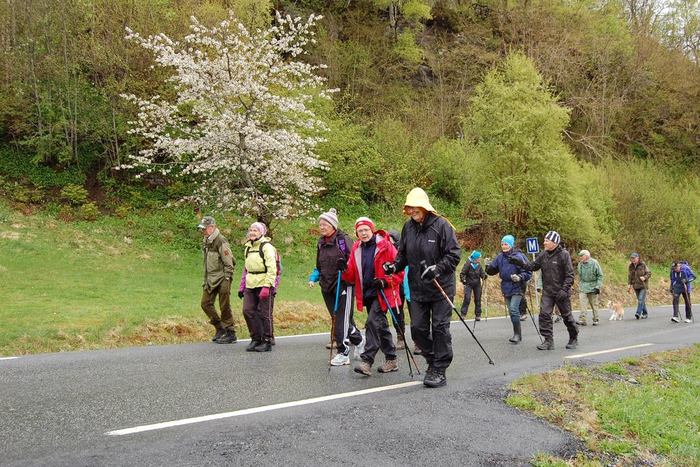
[507,231,578,350]
[577,250,604,326]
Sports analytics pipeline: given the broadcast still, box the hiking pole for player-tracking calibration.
[527,281,544,344]
[682,281,694,323]
[379,287,420,376]
[421,261,494,365]
[483,275,489,323]
[328,270,341,372]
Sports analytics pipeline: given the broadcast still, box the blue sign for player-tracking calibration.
[526,237,540,254]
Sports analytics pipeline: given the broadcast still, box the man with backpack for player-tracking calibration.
[670,261,695,323]
[308,209,363,366]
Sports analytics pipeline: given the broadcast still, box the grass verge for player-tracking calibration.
[507,345,700,466]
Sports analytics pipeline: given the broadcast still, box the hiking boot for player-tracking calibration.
[395,337,406,350]
[354,361,371,376]
[325,341,337,350]
[460,312,467,319]
[565,338,578,349]
[246,340,260,352]
[378,359,399,373]
[423,367,446,388]
[684,318,692,323]
[671,316,680,323]
[508,321,522,344]
[215,329,237,344]
[413,346,423,355]
[592,319,599,326]
[254,340,272,352]
[475,316,481,322]
[635,313,640,319]
[576,320,587,326]
[212,327,226,342]
[537,339,554,350]
[331,352,350,366]
[641,313,648,319]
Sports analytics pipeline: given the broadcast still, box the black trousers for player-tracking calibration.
[460,281,483,317]
[322,285,362,354]
[538,294,578,341]
[361,298,396,365]
[409,298,453,369]
[672,289,693,319]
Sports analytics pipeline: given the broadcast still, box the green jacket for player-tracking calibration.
[578,258,604,293]
[202,229,235,290]
[628,261,652,290]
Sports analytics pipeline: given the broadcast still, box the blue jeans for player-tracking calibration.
[506,295,522,324]
[634,288,648,316]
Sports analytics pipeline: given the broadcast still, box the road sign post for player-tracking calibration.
[526,237,540,310]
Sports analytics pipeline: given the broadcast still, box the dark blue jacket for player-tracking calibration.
[485,249,532,297]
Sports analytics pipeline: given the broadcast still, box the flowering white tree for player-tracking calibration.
[121,12,333,220]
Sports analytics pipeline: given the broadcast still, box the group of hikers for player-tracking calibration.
[197,187,696,388]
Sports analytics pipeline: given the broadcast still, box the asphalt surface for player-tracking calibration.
[1,304,698,466]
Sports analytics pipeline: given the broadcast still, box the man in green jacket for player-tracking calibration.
[199,216,237,344]
[577,250,604,326]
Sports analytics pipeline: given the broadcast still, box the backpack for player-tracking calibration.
[245,241,282,280]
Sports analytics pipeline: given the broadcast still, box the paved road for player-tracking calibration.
[1,305,697,466]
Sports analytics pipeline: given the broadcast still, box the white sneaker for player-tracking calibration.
[684,318,692,323]
[354,332,366,360]
[330,353,350,366]
[671,316,680,323]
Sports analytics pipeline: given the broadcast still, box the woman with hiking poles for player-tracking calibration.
[383,188,461,388]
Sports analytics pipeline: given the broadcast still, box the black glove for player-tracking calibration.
[507,255,526,268]
[421,264,438,282]
[382,261,396,275]
[336,257,347,272]
[556,289,569,301]
[237,291,244,299]
[593,288,600,295]
[373,278,388,289]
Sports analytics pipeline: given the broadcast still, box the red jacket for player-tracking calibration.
[341,230,404,312]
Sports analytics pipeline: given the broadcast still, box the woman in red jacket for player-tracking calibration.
[341,217,404,376]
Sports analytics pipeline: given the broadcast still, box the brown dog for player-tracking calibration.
[606,300,625,321]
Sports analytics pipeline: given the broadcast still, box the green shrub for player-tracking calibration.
[605,160,700,264]
[60,184,89,206]
[78,202,99,221]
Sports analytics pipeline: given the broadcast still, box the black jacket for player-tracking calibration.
[316,230,352,294]
[528,245,574,297]
[460,262,487,286]
[394,213,461,301]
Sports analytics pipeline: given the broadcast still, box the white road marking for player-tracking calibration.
[564,343,654,359]
[106,381,423,436]
[0,356,19,361]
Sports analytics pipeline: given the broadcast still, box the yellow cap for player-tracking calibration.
[403,187,436,214]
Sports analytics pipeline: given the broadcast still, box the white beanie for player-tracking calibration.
[319,208,339,230]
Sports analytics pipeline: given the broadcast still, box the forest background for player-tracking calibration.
[0,0,698,354]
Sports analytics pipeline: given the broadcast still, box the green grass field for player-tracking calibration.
[507,345,700,466]
[0,201,673,356]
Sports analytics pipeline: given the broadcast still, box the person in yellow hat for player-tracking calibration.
[384,188,461,388]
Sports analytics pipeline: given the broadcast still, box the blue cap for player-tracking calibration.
[469,250,482,261]
[501,235,515,248]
